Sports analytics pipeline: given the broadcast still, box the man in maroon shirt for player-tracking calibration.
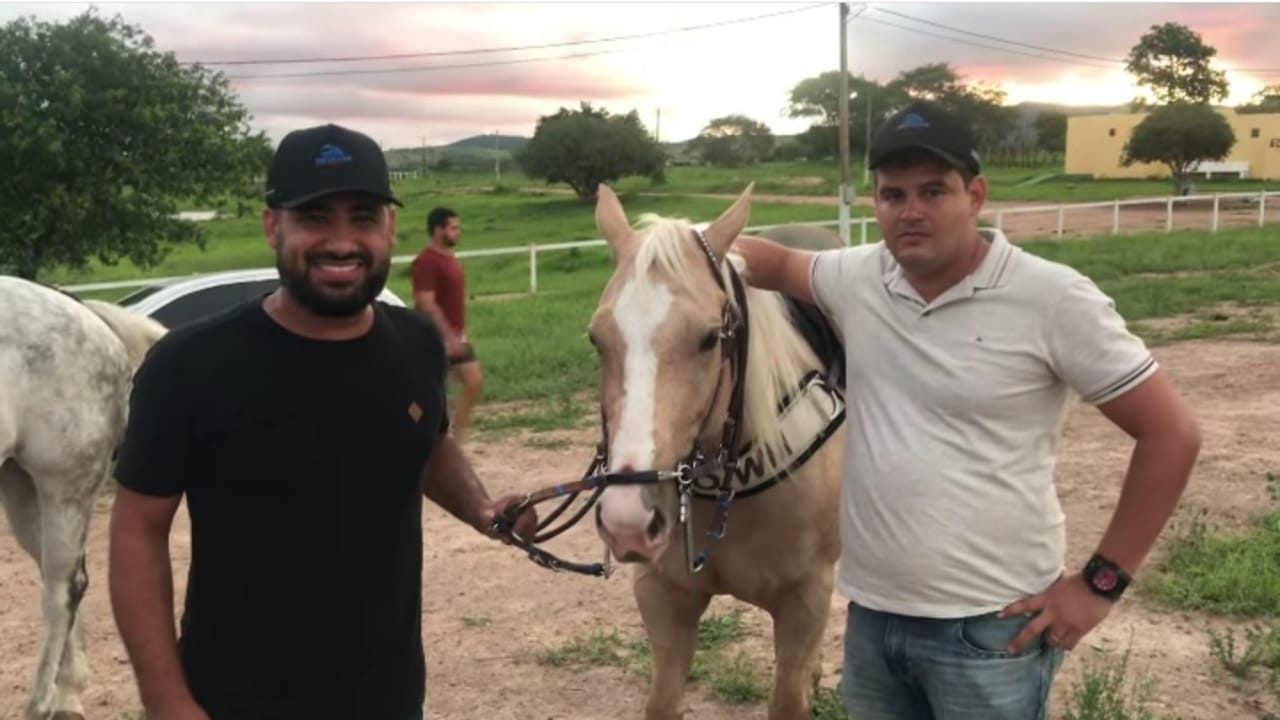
[412,207,482,443]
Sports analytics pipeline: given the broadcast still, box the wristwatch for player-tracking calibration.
[1082,553,1132,601]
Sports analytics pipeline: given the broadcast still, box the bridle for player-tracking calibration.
[490,228,750,577]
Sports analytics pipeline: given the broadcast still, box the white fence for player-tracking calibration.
[61,190,1274,296]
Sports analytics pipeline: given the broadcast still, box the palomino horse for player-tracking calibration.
[0,277,167,720]
[589,185,846,719]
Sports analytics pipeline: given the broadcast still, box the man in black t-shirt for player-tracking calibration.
[108,123,537,720]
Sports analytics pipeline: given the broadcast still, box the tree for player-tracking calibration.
[687,115,774,167]
[888,64,1017,152]
[1238,84,1280,114]
[1033,111,1068,153]
[0,10,270,280]
[1126,22,1229,104]
[786,72,903,159]
[1122,103,1235,194]
[516,102,664,202]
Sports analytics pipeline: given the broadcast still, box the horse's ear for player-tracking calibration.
[595,183,637,262]
[703,182,754,261]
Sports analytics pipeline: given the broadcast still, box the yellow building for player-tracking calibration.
[1065,108,1280,180]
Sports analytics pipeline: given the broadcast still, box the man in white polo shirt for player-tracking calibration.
[732,101,1201,719]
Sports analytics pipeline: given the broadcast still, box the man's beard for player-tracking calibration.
[276,248,390,317]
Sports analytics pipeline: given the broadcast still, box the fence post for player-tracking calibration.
[529,244,538,295]
[1166,196,1174,233]
[1056,205,1065,238]
[1212,194,1220,233]
[995,210,1004,232]
[1112,200,1120,234]
[860,217,868,245]
[1261,190,1269,227]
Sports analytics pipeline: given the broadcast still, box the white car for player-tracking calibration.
[117,268,406,329]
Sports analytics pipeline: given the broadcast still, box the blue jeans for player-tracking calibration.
[841,602,1064,720]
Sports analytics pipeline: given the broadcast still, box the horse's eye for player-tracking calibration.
[698,330,720,353]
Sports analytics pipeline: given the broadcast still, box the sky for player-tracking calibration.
[3,1,1278,151]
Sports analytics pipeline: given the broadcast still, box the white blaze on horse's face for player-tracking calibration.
[590,182,753,565]
[608,277,672,471]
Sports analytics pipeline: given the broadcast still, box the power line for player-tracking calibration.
[192,3,825,67]
[870,7,1125,64]
[868,6,1279,76]
[855,16,1118,69]
[226,46,638,81]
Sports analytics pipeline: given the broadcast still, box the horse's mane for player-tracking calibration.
[83,300,168,372]
[631,214,821,458]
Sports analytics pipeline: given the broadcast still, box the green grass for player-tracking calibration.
[45,192,858,289]
[1208,623,1280,682]
[44,177,1280,432]
[1061,646,1173,720]
[470,393,592,439]
[995,175,1276,203]
[536,610,771,706]
[1145,474,1280,617]
[809,683,845,720]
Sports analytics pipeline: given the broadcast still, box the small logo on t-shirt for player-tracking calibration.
[408,401,423,423]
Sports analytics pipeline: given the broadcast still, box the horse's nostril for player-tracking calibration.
[646,510,666,539]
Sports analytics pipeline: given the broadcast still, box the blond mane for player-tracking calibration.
[631,213,821,457]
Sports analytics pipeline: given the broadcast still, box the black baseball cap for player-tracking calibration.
[264,124,402,209]
[868,101,981,176]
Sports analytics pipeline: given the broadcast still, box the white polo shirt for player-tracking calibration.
[810,229,1156,618]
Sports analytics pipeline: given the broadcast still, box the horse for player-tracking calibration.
[0,276,167,720]
[588,184,847,719]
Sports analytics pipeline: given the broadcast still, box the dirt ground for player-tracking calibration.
[2,339,1278,720]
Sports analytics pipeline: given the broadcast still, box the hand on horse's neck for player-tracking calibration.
[905,231,989,304]
[262,289,374,341]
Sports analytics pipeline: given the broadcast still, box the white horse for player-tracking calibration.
[0,276,167,720]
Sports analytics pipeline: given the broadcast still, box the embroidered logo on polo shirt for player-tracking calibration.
[408,401,423,423]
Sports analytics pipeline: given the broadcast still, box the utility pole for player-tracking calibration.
[863,93,872,188]
[493,130,501,185]
[655,108,662,143]
[837,2,853,245]
[420,135,428,176]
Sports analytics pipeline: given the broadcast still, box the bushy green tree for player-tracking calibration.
[517,103,664,202]
[1122,103,1235,194]
[1126,22,1229,104]
[0,10,270,279]
[688,115,774,167]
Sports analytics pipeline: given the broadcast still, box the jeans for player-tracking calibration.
[841,602,1065,720]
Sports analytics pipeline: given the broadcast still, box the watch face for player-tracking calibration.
[1094,567,1119,591]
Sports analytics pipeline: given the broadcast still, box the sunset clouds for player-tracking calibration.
[2,2,1275,149]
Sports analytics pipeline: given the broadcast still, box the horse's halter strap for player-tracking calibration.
[490,227,751,577]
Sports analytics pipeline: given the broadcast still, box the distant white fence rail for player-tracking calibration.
[62,190,1273,296]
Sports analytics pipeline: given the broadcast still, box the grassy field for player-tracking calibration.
[450,225,1280,407]
[46,190,864,287]
[48,161,1276,289]
[59,205,1280,409]
[575,162,1275,203]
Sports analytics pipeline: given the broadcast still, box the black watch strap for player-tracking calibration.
[1082,553,1131,600]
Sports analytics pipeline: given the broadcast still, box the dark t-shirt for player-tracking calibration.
[115,299,449,720]
[410,247,466,337]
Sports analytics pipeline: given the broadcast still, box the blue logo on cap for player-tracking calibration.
[315,144,353,167]
[897,113,930,130]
